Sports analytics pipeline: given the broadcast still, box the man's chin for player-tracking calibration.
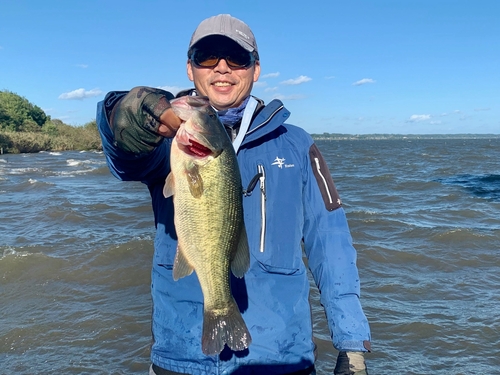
[209,98,237,111]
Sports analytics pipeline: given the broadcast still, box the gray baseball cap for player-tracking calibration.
[189,14,258,55]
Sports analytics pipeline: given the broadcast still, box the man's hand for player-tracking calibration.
[109,87,182,154]
[157,107,182,138]
[334,352,368,375]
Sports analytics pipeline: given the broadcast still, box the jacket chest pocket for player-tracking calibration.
[242,163,305,276]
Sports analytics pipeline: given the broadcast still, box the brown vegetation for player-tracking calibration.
[0,120,102,154]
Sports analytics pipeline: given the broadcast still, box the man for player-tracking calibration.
[97,14,371,375]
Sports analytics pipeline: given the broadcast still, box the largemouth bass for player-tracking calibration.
[163,95,251,355]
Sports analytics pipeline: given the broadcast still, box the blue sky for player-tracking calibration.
[1,1,499,134]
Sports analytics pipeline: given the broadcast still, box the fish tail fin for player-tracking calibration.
[202,300,252,355]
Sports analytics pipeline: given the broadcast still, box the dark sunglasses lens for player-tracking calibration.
[193,50,218,67]
[226,52,251,68]
[193,49,252,68]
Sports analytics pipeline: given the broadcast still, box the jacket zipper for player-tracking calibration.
[257,164,266,252]
[314,158,333,204]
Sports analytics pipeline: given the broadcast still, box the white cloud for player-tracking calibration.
[262,72,280,78]
[58,88,102,100]
[474,107,491,111]
[407,114,431,122]
[76,64,88,69]
[352,78,376,86]
[324,76,336,80]
[280,75,312,85]
[264,87,278,92]
[253,81,267,88]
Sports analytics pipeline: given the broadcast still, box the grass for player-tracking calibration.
[0,120,102,154]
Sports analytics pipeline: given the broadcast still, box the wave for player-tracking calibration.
[438,174,500,201]
[5,167,40,175]
[6,178,55,191]
[66,158,106,167]
[0,247,33,260]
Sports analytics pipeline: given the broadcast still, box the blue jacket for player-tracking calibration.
[96,92,371,375]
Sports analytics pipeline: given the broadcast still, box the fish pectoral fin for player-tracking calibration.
[186,164,204,198]
[163,173,175,198]
[231,227,250,278]
[173,246,194,280]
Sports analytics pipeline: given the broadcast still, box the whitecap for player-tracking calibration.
[58,170,90,176]
[1,247,32,259]
[8,167,39,175]
[66,159,81,167]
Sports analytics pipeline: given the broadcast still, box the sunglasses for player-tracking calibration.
[190,48,256,69]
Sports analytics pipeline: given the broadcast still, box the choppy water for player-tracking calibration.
[1,138,499,374]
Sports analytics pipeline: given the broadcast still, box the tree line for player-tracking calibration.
[0,90,102,153]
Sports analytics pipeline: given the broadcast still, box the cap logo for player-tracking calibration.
[235,29,250,40]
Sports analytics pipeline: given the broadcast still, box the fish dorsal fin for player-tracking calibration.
[173,246,194,280]
[231,226,250,278]
[163,173,175,198]
[186,164,204,198]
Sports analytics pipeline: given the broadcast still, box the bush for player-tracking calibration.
[2,132,52,153]
[0,90,48,131]
[0,120,102,154]
[0,91,102,154]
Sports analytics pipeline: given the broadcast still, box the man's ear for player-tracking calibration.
[253,60,261,82]
[187,60,194,82]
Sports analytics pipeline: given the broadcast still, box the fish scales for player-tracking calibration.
[173,148,242,305]
[163,95,251,356]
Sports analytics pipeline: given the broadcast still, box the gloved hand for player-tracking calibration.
[109,86,182,154]
[333,351,368,375]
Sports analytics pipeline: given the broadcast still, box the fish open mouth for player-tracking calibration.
[185,139,213,158]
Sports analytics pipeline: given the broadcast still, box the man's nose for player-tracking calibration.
[214,58,232,73]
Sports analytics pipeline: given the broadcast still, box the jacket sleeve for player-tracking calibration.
[96,90,171,183]
[302,141,371,352]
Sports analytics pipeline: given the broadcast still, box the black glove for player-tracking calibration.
[334,352,368,375]
[109,86,174,154]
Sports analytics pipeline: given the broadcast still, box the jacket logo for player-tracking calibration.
[271,156,294,169]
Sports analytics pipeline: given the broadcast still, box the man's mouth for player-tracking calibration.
[213,82,232,87]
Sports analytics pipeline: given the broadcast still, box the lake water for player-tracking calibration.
[1,137,499,374]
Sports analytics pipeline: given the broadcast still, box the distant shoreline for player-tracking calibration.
[310,133,500,141]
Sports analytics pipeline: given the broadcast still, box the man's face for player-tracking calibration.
[187,37,260,110]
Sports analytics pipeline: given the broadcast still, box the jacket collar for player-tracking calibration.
[240,97,290,147]
[176,90,291,149]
